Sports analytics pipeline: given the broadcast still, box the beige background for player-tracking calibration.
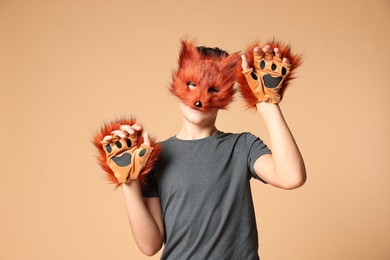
[1,0,389,259]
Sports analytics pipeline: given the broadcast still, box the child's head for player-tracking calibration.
[170,39,240,112]
[196,46,229,58]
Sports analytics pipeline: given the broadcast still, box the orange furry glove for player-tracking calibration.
[93,118,161,185]
[101,133,153,183]
[236,41,301,108]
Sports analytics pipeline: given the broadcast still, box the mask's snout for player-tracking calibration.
[194,101,203,108]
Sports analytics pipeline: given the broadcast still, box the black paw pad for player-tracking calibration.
[263,75,283,89]
[126,139,132,148]
[250,72,258,80]
[112,153,132,167]
[281,67,287,76]
[260,60,265,70]
[139,148,146,157]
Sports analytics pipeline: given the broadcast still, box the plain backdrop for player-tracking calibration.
[1,0,389,259]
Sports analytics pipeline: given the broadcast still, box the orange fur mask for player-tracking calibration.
[170,40,240,111]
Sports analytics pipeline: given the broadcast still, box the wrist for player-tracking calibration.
[121,179,142,194]
[256,102,285,125]
[256,101,280,114]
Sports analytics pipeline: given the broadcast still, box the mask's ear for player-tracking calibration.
[178,39,201,68]
[219,52,241,76]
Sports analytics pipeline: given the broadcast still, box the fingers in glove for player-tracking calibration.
[263,45,274,61]
[242,68,264,100]
[274,47,281,58]
[143,131,151,146]
[119,124,142,135]
[120,125,135,135]
[101,135,113,145]
[282,57,291,66]
[253,47,265,71]
[116,124,141,149]
[280,58,292,77]
[111,130,127,139]
[242,54,261,87]
[273,48,282,63]
[242,68,259,88]
[241,54,251,71]
[130,124,142,132]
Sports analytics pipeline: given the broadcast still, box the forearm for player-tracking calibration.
[257,102,306,189]
[121,180,164,256]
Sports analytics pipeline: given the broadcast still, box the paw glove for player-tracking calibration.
[236,40,302,108]
[93,118,161,186]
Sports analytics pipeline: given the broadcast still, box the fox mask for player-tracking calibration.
[170,40,240,111]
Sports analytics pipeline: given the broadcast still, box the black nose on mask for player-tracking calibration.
[194,101,202,108]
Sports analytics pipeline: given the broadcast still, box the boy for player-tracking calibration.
[98,39,306,259]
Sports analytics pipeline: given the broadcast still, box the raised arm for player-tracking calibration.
[254,102,306,189]
[239,43,306,189]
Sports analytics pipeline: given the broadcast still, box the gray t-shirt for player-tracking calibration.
[142,131,271,260]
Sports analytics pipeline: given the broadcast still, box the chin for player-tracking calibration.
[180,103,218,126]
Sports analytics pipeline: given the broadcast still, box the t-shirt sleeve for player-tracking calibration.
[141,171,159,197]
[245,132,272,182]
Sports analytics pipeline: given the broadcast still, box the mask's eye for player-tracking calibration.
[187,81,196,90]
[208,87,219,94]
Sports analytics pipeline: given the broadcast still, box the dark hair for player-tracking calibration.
[196,46,229,58]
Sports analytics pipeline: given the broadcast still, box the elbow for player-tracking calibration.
[280,169,307,190]
[139,241,163,256]
[282,176,306,190]
[140,246,161,257]
[141,249,159,257]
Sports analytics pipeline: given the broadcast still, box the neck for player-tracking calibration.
[176,120,219,140]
